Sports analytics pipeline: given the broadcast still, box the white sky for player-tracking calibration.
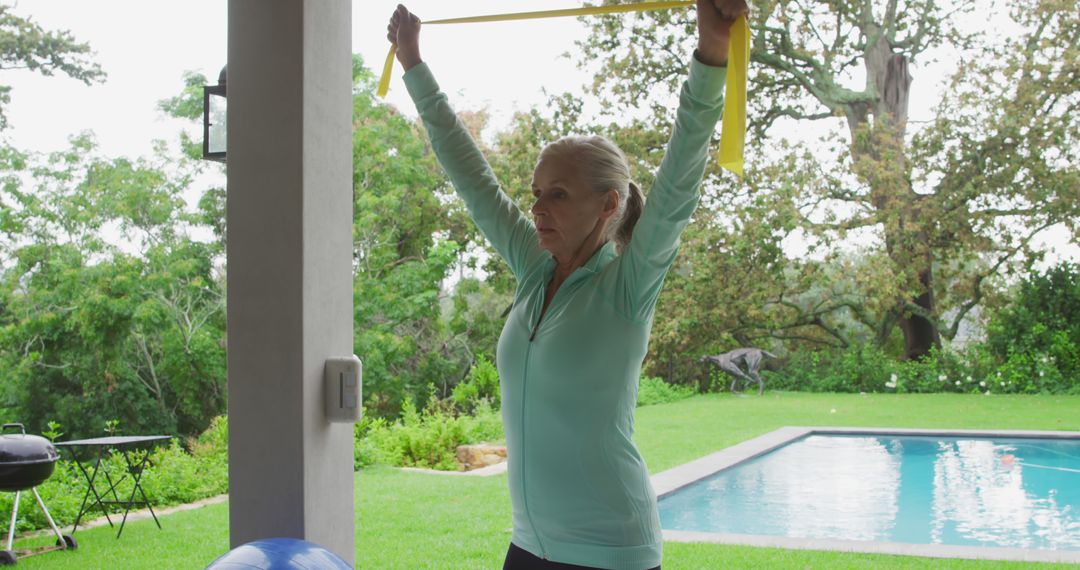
[4,0,1075,264]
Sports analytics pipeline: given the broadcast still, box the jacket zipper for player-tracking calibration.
[524,271,585,559]
[520,335,547,558]
[530,273,570,343]
[528,314,542,342]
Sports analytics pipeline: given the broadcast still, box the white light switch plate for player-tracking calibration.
[325,355,362,423]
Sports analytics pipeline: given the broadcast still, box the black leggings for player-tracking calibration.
[502,543,660,570]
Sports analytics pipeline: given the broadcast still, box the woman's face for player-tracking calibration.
[531,153,612,261]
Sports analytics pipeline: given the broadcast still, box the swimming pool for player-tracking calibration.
[652,427,1080,563]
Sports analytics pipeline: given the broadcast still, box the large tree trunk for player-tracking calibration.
[851,37,941,360]
[898,264,939,359]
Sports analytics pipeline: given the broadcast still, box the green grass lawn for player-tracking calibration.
[11,392,1080,569]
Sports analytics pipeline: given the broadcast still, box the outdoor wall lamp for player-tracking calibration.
[202,65,227,162]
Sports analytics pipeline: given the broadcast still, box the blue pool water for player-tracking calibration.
[658,435,1080,551]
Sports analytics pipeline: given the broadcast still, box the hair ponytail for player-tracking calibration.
[615,182,644,252]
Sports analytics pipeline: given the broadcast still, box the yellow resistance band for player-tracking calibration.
[378,1,749,177]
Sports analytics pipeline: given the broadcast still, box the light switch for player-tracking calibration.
[325,355,362,423]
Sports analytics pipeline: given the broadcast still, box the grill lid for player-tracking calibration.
[0,423,58,464]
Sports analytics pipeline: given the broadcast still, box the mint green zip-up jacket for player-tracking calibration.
[404,55,726,570]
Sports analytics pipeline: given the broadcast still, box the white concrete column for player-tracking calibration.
[226,0,354,563]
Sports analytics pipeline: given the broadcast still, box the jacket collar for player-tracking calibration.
[584,240,618,273]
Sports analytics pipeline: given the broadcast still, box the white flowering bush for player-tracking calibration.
[762,344,1034,394]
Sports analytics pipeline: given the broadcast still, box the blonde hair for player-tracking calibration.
[538,135,644,252]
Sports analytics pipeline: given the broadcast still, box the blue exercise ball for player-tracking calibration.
[206,538,352,570]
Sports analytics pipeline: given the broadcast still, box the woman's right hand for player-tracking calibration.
[387,4,423,71]
[696,0,748,67]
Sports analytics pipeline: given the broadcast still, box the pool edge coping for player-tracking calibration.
[660,530,1080,564]
[651,426,1080,564]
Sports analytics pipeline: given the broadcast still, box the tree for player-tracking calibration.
[575,0,1078,360]
[0,3,106,129]
[0,133,225,438]
[350,57,472,416]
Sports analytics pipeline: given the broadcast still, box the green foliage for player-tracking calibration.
[0,4,106,130]
[355,398,503,471]
[985,263,1080,394]
[450,354,500,413]
[765,345,895,393]
[141,417,229,505]
[189,414,228,457]
[447,277,511,365]
[636,376,696,407]
[0,235,226,439]
[350,56,473,418]
[648,190,805,381]
[41,420,63,442]
[353,415,389,470]
[0,106,226,440]
[156,70,225,162]
[760,343,1063,395]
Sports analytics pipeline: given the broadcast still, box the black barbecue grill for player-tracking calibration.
[0,424,76,565]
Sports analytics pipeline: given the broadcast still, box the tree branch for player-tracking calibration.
[943,219,1058,340]
[757,106,834,129]
[766,298,854,347]
[893,2,976,59]
[800,209,878,233]
[753,332,845,348]
[884,0,899,40]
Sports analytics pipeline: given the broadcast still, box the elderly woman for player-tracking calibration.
[387,2,746,568]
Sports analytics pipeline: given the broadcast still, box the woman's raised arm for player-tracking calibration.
[615,0,747,321]
[388,5,548,280]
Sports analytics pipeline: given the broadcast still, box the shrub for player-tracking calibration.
[189,414,229,457]
[141,414,229,504]
[450,354,501,413]
[354,396,503,471]
[354,415,390,470]
[763,344,1012,395]
[140,438,228,505]
[764,344,899,393]
[984,263,1080,394]
[637,376,696,406]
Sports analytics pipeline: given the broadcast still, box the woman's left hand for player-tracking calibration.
[696,0,748,67]
[387,4,423,70]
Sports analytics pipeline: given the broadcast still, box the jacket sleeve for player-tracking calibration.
[617,54,727,322]
[403,63,547,281]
